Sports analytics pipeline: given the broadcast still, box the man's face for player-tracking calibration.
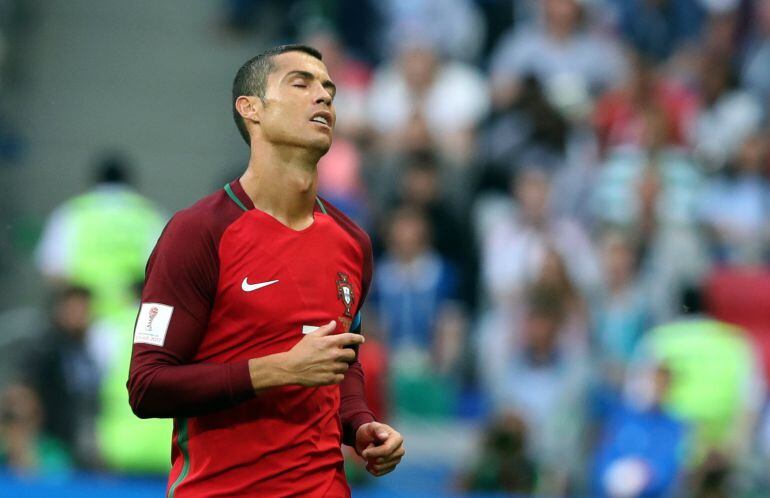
[258,51,337,153]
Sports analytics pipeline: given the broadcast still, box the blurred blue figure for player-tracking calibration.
[592,363,687,498]
[372,205,463,417]
[612,0,706,61]
[372,205,460,367]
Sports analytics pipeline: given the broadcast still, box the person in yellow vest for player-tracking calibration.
[35,152,166,319]
[94,283,171,474]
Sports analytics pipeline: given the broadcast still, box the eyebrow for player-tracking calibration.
[285,70,337,96]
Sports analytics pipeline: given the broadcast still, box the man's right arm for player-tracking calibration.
[127,209,255,418]
[129,319,364,419]
[127,210,363,419]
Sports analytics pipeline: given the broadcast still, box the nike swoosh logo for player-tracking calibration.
[241,278,279,292]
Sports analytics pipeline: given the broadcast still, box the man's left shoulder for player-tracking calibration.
[317,197,371,250]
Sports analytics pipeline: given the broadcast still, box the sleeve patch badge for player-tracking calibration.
[134,303,174,346]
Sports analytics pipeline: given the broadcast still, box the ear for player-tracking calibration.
[235,95,262,126]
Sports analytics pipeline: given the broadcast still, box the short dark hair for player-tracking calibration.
[232,44,323,145]
[94,151,132,185]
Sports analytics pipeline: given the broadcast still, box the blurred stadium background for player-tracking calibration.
[1,0,770,496]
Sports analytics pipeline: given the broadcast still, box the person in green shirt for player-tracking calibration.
[35,152,166,320]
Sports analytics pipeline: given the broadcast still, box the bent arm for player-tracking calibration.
[127,209,265,418]
[128,345,254,418]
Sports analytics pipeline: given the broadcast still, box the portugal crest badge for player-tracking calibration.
[336,272,355,317]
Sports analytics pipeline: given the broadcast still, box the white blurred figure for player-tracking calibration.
[489,0,627,112]
[698,133,770,265]
[688,51,763,172]
[366,32,490,165]
[480,164,600,316]
[480,286,589,496]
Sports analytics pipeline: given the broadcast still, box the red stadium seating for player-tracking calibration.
[705,266,770,382]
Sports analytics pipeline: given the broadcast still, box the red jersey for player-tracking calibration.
[127,179,375,498]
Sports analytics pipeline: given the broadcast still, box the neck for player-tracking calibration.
[240,141,321,230]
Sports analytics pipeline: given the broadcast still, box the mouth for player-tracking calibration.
[309,112,332,130]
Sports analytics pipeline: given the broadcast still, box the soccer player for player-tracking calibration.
[127,44,405,497]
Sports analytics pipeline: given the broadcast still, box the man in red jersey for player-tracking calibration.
[127,44,405,498]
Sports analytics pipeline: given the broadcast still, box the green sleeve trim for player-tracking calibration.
[224,183,249,212]
[315,197,328,215]
[167,418,190,498]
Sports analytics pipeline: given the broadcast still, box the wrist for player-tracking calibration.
[248,352,296,392]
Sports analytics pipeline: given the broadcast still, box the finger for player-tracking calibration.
[310,321,337,337]
[328,332,365,347]
[362,436,403,460]
[328,373,345,384]
[332,361,350,374]
[372,446,405,464]
[368,461,398,477]
[336,348,356,363]
[365,422,391,442]
[371,458,401,474]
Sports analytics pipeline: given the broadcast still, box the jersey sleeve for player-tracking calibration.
[127,209,254,418]
[339,229,376,446]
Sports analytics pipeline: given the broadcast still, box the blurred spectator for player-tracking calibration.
[24,285,101,469]
[591,230,651,394]
[628,287,765,464]
[698,1,746,61]
[688,51,763,172]
[34,152,166,319]
[0,383,71,476]
[742,0,770,101]
[592,363,687,498]
[593,50,697,154]
[459,411,537,494]
[366,34,489,164]
[482,287,589,496]
[371,205,463,416]
[390,151,478,308]
[612,0,706,61]
[95,283,170,476]
[480,164,600,314]
[592,107,707,321]
[482,76,569,179]
[377,0,485,61]
[533,247,591,349]
[698,132,770,264]
[489,0,627,112]
[372,205,461,373]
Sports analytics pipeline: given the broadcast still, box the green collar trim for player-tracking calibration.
[224,183,248,212]
[315,197,327,214]
[226,184,326,216]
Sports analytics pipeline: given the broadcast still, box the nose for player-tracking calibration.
[314,84,332,106]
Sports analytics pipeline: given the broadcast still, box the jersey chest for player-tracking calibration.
[199,213,363,361]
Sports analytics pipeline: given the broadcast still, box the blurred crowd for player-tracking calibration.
[3,0,770,497]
